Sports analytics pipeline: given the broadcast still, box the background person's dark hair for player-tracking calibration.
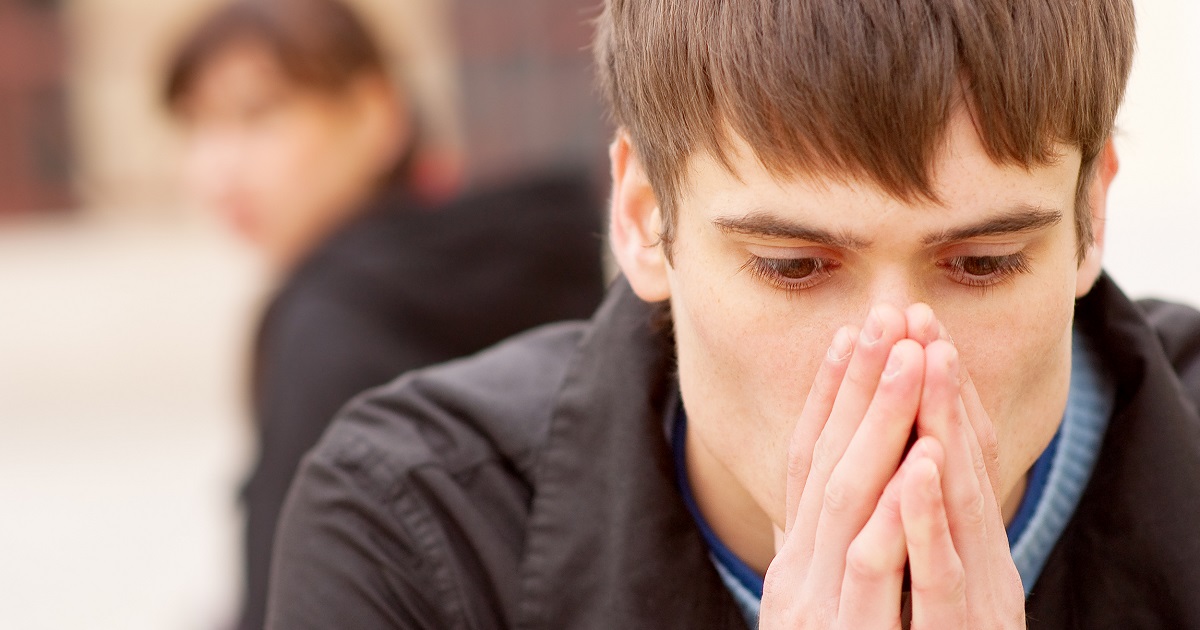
[163,0,418,185]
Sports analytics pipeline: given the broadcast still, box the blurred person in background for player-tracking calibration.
[162,1,606,628]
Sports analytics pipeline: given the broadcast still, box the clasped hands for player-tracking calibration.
[760,304,1025,629]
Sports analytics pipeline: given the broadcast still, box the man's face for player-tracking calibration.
[665,111,1086,528]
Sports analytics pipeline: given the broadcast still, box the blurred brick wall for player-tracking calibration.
[0,0,73,214]
[451,0,610,192]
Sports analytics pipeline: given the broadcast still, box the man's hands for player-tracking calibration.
[760,304,1025,629]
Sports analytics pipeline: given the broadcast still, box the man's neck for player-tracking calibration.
[1002,474,1028,524]
[685,429,776,575]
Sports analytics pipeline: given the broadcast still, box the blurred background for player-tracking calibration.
[0,0,1197,628]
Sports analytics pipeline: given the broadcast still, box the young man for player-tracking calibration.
[268,1,1200,628]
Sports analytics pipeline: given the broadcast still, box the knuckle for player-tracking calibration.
[944,565,968,601]
[875,490,902,523]
[842,366,876,392]
[979,423,1000,455]
[787,448,816,489]
[822,472,863,517]
[984,443,1002,482]
[915,561,966,603]
[845,539,891,582]
[947,403,968,428]
[970,449,993,493]
[787,438,814,484]
[975,424,1002,475]
[954,488,988,528]
[810,432,841,477]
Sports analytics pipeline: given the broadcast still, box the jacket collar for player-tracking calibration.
[1027,274,1200,627]
[516,278,747,629]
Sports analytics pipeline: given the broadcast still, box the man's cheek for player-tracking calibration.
[687,291,819,392]
[951,305,1071,470]
[736,317,833,412]
[944,289,1066,390]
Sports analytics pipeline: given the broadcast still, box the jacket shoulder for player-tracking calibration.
[1137,298,1200,408]
[267,322,589,629]
[314,319,589,484]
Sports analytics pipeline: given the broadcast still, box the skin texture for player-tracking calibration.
[609,109,1119,625]
[177,41,407,270]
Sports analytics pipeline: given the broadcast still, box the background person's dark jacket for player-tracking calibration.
[266,274,1200,629]
[237,174,605,630]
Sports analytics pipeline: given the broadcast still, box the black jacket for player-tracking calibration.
[268,275,1200,629]
[239,174,605,630]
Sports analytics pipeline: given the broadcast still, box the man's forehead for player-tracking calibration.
[679,115,1083,223]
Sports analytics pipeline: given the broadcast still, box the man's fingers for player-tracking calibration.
[958,370,1004,500]
[835,437,938,629]
[909,310,1002,509]
[792,305,908,544]
[902,455,969,630]
[805,339,924,599]
[905,303,940,347]
[785,325,857,534]
[917,341,1001,579]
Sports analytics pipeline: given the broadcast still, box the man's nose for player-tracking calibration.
[863,275,939,342]
[863,270,922,312]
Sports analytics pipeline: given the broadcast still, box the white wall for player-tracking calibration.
[0,218,264,630]
[1104,0,1200,305]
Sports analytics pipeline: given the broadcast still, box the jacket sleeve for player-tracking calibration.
[241,295,431,630]
[264,322,580,630]
[263,353,542,630]
[264,431,472,630]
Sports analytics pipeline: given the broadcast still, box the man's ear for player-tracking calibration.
[608,133,671,302]
[1076,139,1119,298]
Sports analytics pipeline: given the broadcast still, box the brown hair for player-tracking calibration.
[165,0,388,106]
[594,0,1136,261]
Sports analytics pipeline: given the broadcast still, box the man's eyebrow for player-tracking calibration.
[712,211,871,249]
[921,206,1064,246]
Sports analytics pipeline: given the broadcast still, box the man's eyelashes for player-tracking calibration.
[740,252,1033,294]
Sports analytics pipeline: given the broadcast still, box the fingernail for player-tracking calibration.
[938,323,954,345]
[827,327,854,362]
[914,305,932,333]
[883,347,904,378]
[922,462,942,498]
[862,308,884,344]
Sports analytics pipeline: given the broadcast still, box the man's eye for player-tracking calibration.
[942,253,1031,288]
[764,258,823,279]
[960,256,1007,276]
[744,256,838,291]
